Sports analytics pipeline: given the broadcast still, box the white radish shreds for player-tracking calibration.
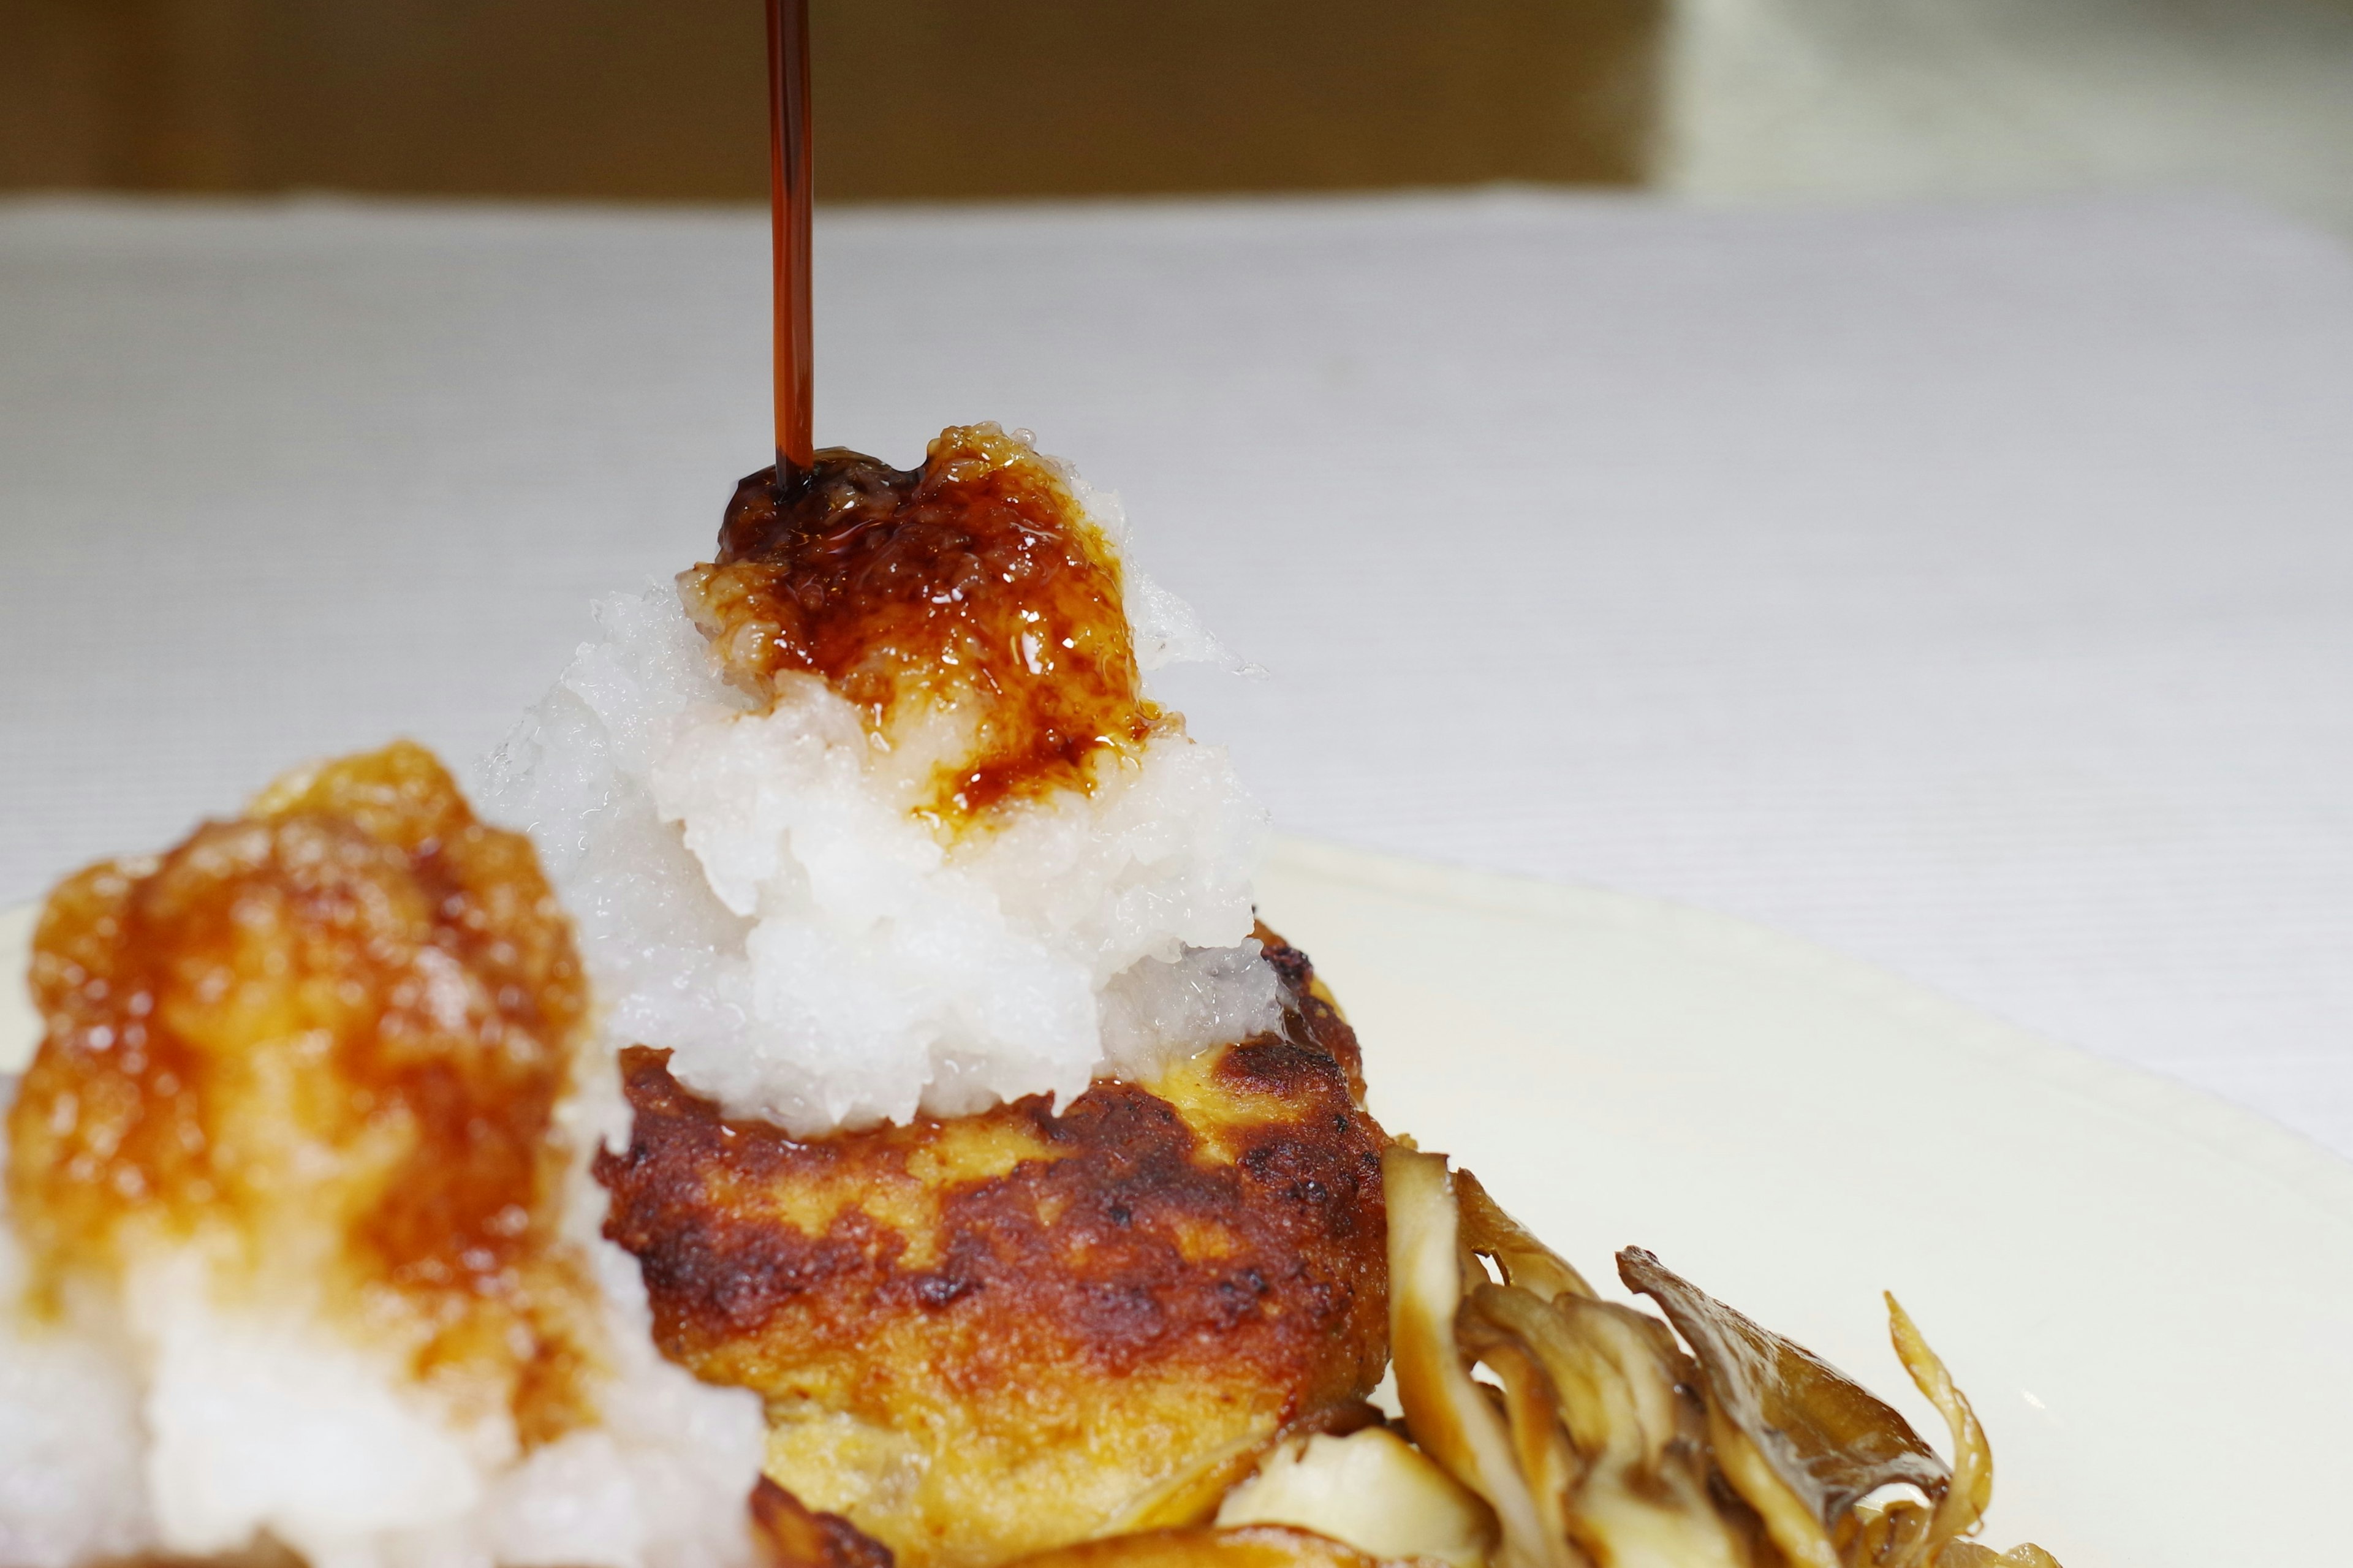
[121,1240,763,1568]
[131,1255,500,1562]
[482,1238,770,1568]
[0,1084,768,1568]
[1098,941,1286,1082]
[1081,477,1253,676]
[0,1156,152,1568]
[488,577,1276,1137]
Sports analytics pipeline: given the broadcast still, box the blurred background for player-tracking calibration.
[3,0,2351,234]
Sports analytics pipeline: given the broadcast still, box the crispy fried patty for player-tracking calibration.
[597,931,1388,1568]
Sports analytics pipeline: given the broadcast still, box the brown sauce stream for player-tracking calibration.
[767,0,813,478]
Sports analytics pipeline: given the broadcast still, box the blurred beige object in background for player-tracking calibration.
[0,0,1662,200]
[1664,0,2353,235]
[6,0,2353,223]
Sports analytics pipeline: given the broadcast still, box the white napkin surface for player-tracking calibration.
[2,189,2349,1157]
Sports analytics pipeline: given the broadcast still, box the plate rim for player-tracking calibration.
[1262,834,2353,1230]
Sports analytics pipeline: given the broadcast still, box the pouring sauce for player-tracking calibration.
[769,0,814,482]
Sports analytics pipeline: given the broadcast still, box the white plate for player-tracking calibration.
[0,901,34,1072]
[10,843,2351,1567]
[1254,838,2353,1568]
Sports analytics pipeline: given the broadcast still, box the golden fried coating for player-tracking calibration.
[6,741,605,1444]
[598,931,1388,1568]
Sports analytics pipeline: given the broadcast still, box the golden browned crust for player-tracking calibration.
[597,933,1387,1568]
[1252,924,1365,1108]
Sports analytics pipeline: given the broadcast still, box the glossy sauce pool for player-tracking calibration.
[683,425,1170,828]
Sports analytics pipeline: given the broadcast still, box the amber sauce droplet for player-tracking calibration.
[682,425,1167,830]
[4,743,602,1445]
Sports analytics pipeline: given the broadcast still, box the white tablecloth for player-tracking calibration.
[4,189,2349,1159]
